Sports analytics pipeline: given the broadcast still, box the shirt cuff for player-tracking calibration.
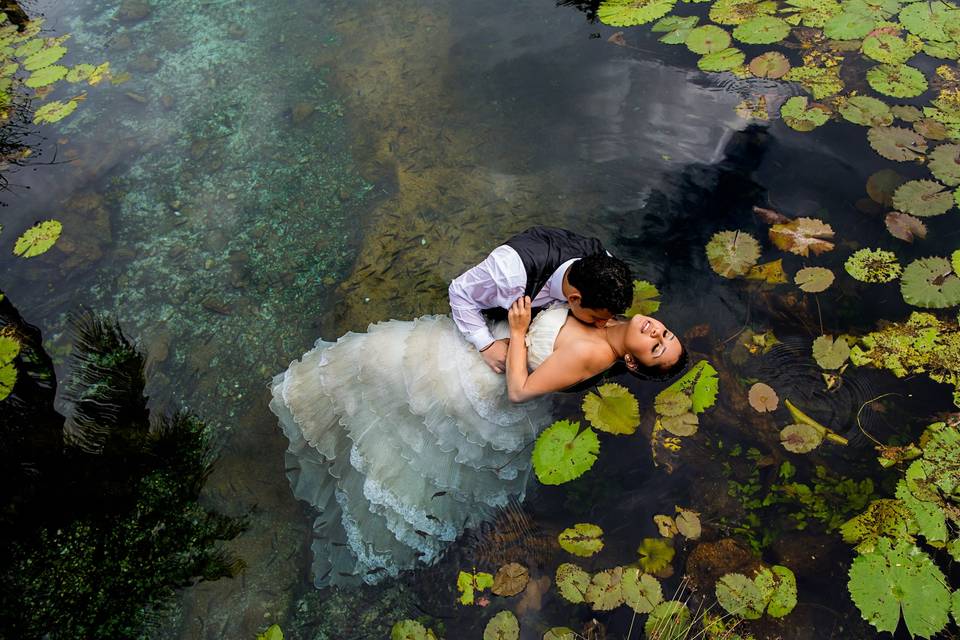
[466,328,497,352]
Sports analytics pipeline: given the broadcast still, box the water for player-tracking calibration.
[3,0,958,638]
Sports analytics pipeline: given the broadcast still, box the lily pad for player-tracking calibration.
[483,610,519,640]
[621,568,663,613]
[698,47,746,72]
[895,481,946,543]
[749,51,791,78]
[582,383,640,435]
[839,95,893,126]
[555,563,590,603]
[813,334,850,369]
[840,499,915,552]
[892,180,954,217]
[492,563,529,596]
[899,0,960,42]
[706,230,761,277]
[781,422,824,453]
[23,45,67,72]
[392,621,436,640]
[862,33,918,65]
[543,629,576,640]
[823,10,876,39]
[845,248,902,282]
[763,566,798,618]
[781,0,842,27]
[913,118,949,140]
[746,258,788,283]
[716,573,766,619]
[848,538,950,637]
[32,99,78,125]
[652,15,700,43]
[686,24,732,54]
[885,212,927,242]
[901,257,960,308]
[867,169,905,205]
[891,105,922,122]
[867,126,926,161]
[954,249,960,276]
[866,64,927,98]
[846,0,899,20]
[655,389,693,417]
[24,64,68,88]
[711,0,778,25]
[532,420,599,485]
[558,523,605,557]
[795,266,835,292]
[644,601,691,640]
[748,381,779,412]
[66,63,95,83]
[637,538,675,574]
[675,507,702,539]
[769,217,835,256]
[458,570,495,605]
[659,359,719,413]
[928,144,960,186]
[784,65,844,99]
[585,567,625,611]
[626,279,661,316]
[13,220,62,257]
[0,360,16,401]
[598,0,678,26]
[661,412,699,436]
[780,96,831,131]
[654,514,678,537]
[733,16,791,43]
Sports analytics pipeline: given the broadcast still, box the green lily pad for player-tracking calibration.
[867,126,926,161]
[899,0,960,42]
[532,420,600,485]
[585,567,625,611]
[637,538,675,574]
[582,382,640,435]
[66,63,95,83]
[748,51,790,78]
[846,0,900,20]
[543,629,576,640]
[621,568,663,613]
[866,64,927,98]
[923,40,960,60]
[780,95,831,131]
[0,334,22,364]
[784,65,845,99]
[655,389,693,417]
[891,105,922,122]
[391,620,436,640]
[892,180,954,217]
[953,249,960,276]
[483,610,519,640]
[644,601,691,640]
[862,33,918,65]
[840,95,893,126]
[698,47,746,72]
[823,10,877,39]
[675,507,702,539]
[659,359,719,413]
[33,99,79,125]
[661,412,699,436]
[763,566,798,618]
[457,570,494,605]
[24,64,68,88]
[813,335,850,369]
[625,279,661,316]
[848,538,950,637]
[706,229,761,277]
[23,45,67,72]
[781,0,842,27]
[901,257,960,308]
[733,16,791,43]
[652,15,700,44]
[13,220,62,258]
[845,248,902,283]
[598,0,679,26]
[895,480,946,544]
[780,422,823,453]
[716,573,766,619]
[13,38,43,58]
[795,266,835,292]
[711,0,778,25]
[558,523,605,557]
[928,144,960,186]
[0,361,16,401]
[555,563,591,603]
[840,499,916,552]
[686,24,732,54]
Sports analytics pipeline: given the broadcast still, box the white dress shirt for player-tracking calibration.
[448,244,577,351]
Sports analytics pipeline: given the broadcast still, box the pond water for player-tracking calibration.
[3,0,959,638]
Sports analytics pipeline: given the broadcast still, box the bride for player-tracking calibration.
[270,296,684,587]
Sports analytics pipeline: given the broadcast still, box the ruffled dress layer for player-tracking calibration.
[270,305,569,587]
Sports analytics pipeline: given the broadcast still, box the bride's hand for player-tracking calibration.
[508,296,532,335]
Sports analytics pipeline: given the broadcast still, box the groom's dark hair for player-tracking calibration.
[567,254,633,313]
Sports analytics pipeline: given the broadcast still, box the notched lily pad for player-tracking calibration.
[645,601,691,640]
[748,51,790,78]
[866,64,928,98]
[885,212,927,242]
[900,257,960,308]
[598,0,679,26]
[867,169,905,205]
[795,266,835,292]
[492,563,529,596]
[686,24,732,54]
[867,126,926,161]
[621,568,663,613]
[582,383,640,435]
[928,144,960,186]
[706,230,761,277]
[698,47,746,72]
[840,95,893,127]
[769,217,835,256]
[13,220,62,257]
[892,180,954,217]
[813,334,850,369]
[586,567,625,611]
[637,537,675,574]
[845,248,902,283]
[555,563,590,603]
[733,15,791,43]
[483,610,519,640]
[558,524,605,558]
[532,420,599,485]
[781,422,824,453]
[661,412,699,436]
[626,279,661,316]
[748,381,779,412]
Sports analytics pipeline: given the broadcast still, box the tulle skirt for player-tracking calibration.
[269,315,552,587]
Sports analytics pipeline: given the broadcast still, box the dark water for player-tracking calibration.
[3,0,957,638]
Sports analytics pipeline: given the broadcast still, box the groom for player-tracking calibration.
[449,226,633,373]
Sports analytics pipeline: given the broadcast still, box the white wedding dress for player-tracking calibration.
[269,305,569,587]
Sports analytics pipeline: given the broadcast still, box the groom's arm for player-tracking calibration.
[449,245,526,352]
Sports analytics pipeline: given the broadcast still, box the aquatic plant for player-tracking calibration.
[715,565,797,619]
[257,625,284,640]
[531,419,600,484]
[705,230,761,278]
[483,610,519,640]
[491,562,529,596]
[793,266,833,292]
[637,537,676,574]
[456,570,494,605]
[844,248,902,283]
[558,522,605,557]
[626,279,662,316]
[651,360,718,463]
[582,382,641,434]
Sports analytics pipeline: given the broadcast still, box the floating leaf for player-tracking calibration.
[13,38,43,58]
[866,64,927,98]
[32,99,78,124]
[885,212,927,242]
[391,620,436,640]
[13,220,61,258]
[0,361,16,402]
[492,563,529,596]
[924,40,960,60]
[698,47,746,72]
[659,360,719,413]
[483,610,519,640]
[555,563,590,603]
[845,248,902,282]
[86,61,110,86]
[543,629,576,640]
[733,15,790,43]
[0,335,21,364]
[711,0,778,25]
[586,567,625,611]
[862,33,918,65]
[839,95,893,127]
[716,573,766,619]
[675,507,702,539]
[763,566,798,618]
[892,180,953,217]
[706,230,761,277]
[867,169,906,206]
[644,601,691,640]
[901,257,960,308]
[954,249,960,276]
[66,63,95,83]
[867,126,926,161]
[813,335,851,369]
[847,0,899,19]
[840,499,916,552]
[621,568,663,614]
[748,382,779,412]
[823,10,876,39]
[686,24,732,54]
[928,144,960,186]
[654,514,678,537]
[895,481,946,544]
[748,51,790,78]
[652,15,700,43]
[780,96,831,131]
[795,266,835,292]
[637,538,675,574]
[24,64,68,88]
[23,45,67,72]
[661,412,699,436]
[913,118,949,140]
[780,423,824,453]
[848,538,950,637]
[891,105,922,122]
[458,570,495,605]
[626,279,661,316]
[746,258,788,283]
[582,383,640,435]
[558,524,605,557]
[532,420,599,485]
[784,65,844,99]
[769,217,835,257]
[598,0,678,26]
[655,389,693,416]
[899,0,960,42]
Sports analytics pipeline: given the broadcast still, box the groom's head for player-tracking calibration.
[565,254,633,327]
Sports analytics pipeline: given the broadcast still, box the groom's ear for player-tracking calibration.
[567,289,582,306]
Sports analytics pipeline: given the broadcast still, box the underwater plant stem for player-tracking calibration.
[815,294,823,336]
[720,294,751,347]
[855,393,902,447]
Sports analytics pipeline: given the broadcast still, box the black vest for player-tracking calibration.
[504,226,607,299]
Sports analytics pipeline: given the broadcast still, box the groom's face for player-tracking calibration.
[568,296,614,327]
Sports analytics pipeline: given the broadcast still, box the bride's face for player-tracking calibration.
[623,315,683,370]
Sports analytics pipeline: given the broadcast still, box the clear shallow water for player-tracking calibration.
[3,0,958,638]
